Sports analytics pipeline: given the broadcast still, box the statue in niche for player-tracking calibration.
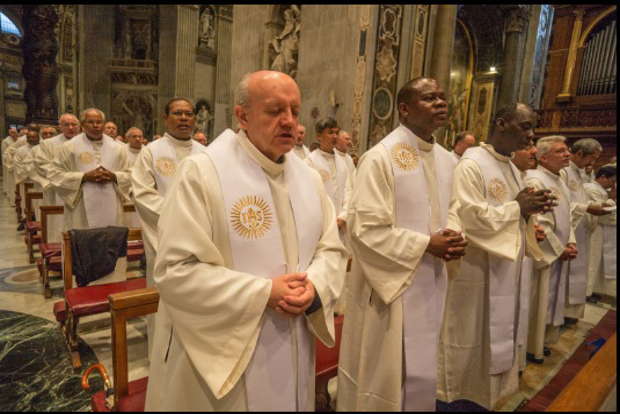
[269,5,301,79]
[200,8,216,49]
[195,104,214,134]
[121,97,150,133]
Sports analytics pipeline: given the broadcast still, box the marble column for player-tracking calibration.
[213,6,233,135]
[21,5,60,125]
[428,4,457,146]
[496,5,530,110]
[557,10,585,100]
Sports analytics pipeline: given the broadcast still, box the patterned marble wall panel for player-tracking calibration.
[468,76,497,142]
[410,5,430,79]
[367,5,404,149]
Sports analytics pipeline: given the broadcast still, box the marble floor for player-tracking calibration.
[0,175,616,411]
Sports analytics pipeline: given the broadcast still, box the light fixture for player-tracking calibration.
[490,66,497,72]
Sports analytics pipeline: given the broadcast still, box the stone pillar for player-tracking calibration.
[213,6,233,135]
[557,10,585,100]
[496,6,530,109]
[428,5,457,146]
[21,5,60,125]
[157,5,200,133]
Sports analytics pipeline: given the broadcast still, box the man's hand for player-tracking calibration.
[97,166,117,183]
[82,168,103,183]
[82,166,117,184]
[426,229,468,262]
[337,218,346,231]
[534,223,546,242]
[560,243,578,261]
[268,273,313,318]
[587,204,612,216]
[277,278,316,317]
[516,187,556,219]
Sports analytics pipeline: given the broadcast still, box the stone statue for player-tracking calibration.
[200,8,215,49]
[195,105,214,133]
[269,5,301,79]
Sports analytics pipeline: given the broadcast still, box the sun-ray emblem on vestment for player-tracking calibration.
[319,170,330,182]
[488,178,508,202]
[569,179,578,192]
[390,142,419,171]
[78,151,94,165]
[230,195,273,239]
[155,157,176,177]
[550,187,562,201]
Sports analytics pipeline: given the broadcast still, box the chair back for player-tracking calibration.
[25,191,43,222]
[109,287,159,408]
[40,206,64,244]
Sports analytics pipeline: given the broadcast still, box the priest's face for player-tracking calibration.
[41,127,57,139]
[236,71,300,162]
[26,130,40,146]
[296,125,306,146]
[399,79,447,136]
[164,101,196,140]
[512,144,538,172]
[573,149,601,170]
[336,131,351,153]
[193,132,207,146]
[502,105,536,154]
[8,128,18,138]
[541,141,570,174]
[317,127,339,153]
[127,128,144,149]
[59,115,80,138]
[103,122,118,137]
[81,110,105,140]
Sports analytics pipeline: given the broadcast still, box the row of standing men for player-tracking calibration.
[0,71,616,411]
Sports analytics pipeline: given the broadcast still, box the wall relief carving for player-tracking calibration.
[268,5,300,79]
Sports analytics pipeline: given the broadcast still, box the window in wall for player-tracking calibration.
[1,12,21,37]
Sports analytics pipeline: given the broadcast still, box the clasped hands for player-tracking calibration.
[268,272,315,318]
[83,166,117,184]
[426,229,468,262]
[560,243,578,261]
[517,187,557,219]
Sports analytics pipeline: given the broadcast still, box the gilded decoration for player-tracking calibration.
[350,5,373,155]
[390,142,419,172]
[550,187,562,201]
[155,157,176,178]
[488,178,508,202]
[447,20,474,147]
[230,195,273,239]
[569,179,579,192]
[319,170,330,183]
[368,5,403,148]
[78,152,94,165]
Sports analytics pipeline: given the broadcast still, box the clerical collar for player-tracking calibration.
[400,124,436,151]
[538,164,561,178]
[164,132,193,148]
[236,129,285,176]
[85,133,103,142]
[480,142,511,163]
[569,160,583,173]
[318,149,336,158]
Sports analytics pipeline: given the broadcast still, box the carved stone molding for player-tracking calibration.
[504,5,531,33]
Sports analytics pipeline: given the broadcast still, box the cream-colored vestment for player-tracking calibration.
[2,135,17,195]
[4,135,27,204]
[144,131,347,411]
[292,144,310,160]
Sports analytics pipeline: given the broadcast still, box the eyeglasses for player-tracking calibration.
[170,111,195,118]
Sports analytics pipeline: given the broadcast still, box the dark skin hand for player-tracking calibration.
[534,223,546,242]
[426,229,468,262]
[587,204,612,216]
[82,166,117,184]
[560,243,578,261]
[516,187,557,219]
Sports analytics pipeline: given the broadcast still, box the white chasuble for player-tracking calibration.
[307,149,347,214]
[73,134,118,228]
[206,132,322,411]
[149,132,210,197]
[292,144,310,160]
[585,183,617,287]
[525,168,571,326]
[381,125,454,411]
[562,163,589,304]
[461,147,524,375]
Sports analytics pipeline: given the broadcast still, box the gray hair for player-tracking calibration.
[571,138,602,155]
[80,108,106,123]
[234,73,252,109]
[536,135,566,161]
[125,127,142,138]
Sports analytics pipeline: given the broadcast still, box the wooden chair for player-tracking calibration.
[315,315,345,412]
[54,229,147,368]
[15,183,21,222]
[24,191,43,263]
[39,205,64,298]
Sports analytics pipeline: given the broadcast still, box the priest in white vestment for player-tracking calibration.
[123,127,144,229]
[525,136,579,364]
[14,129,43,219]
[131,98,212,354]
[4,133,27,206]
[291,124,310,160]
[511,143,547,371]
[2,128,19,196]
[33,114,81,243]
[585,166,616,298]
[338,77,467,412]
[450,130,476,162]
[305,117,351,240]
[437,103,549,410]
[335,129,357,188]
[145,71,347,411]
[193,131,208,146]
[560,138,611,307]
[48,108,132,233]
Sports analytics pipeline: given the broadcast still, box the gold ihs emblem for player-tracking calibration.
[488,178,508,202]
[78,151,94,165]
[155,157,176,177]
[230,195,273,239]
[319,170,330,183]
[390,142,419,171]
[569,179,578,192]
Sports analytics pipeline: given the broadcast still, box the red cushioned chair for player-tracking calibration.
[54,229,146,368]
[24,191,43,264]
[39,206,64,298]
[83,287,158,412]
